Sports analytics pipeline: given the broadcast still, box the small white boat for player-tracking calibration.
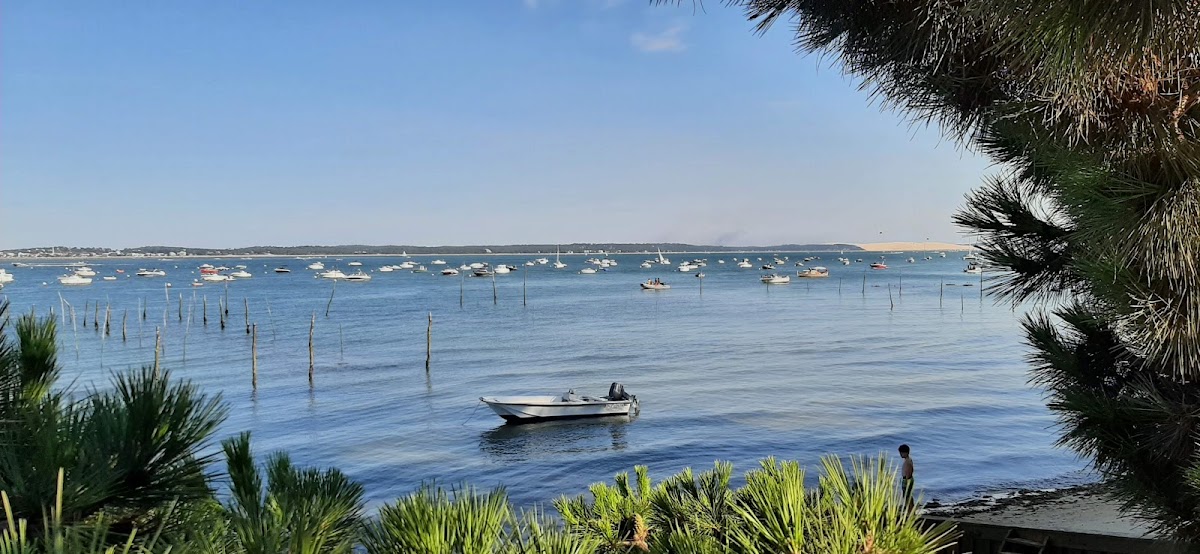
[470,262,486,270]
[737,260,753,269]
[524,261,536,266]
[640,279,670,290]
[229,270,253,279]
[318,269,347,280]
[202,273,233,282]
[399,261,416,270]
[307,262,326,270]
[344,270,372,282]
[441,268,459,276]
[348,261,363,267]
[907,257,916,263]
[761,274,790,284]
[412,265,428,273]
[761,264,775,270]
[234,264,247,270]
[458,264,472,271]
[493,265,511,274]
[74,266,96,277]
[480,383,638,424]
[579,267,597,275]
[199,264,214,270]
[963,253,980,261]
[473,267,493,277]
[554,246,568,269]
[191,281,204,287]
[0,270,14,284]
[102,276,118,281]
[677,263,699,272]
[378,266,395,272]
[274,267,291,273]
[431,260,447,265]
[136,269,167,277]
[964,263,983,274]
[797,267,829,278]
[58,274,92,286]
[640,261,653,269]
[536,258,549,265]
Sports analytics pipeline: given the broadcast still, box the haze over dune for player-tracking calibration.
[853,241,971,252]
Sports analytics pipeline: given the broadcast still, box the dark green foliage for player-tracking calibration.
[0,301,227,533]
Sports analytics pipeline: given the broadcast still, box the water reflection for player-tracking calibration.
[479,417,634,460]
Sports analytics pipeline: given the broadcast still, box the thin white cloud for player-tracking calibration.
[630,24,687,53]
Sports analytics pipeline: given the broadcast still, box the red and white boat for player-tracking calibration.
[870,262,888,270]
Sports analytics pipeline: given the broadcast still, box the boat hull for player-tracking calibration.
[480,396,637,424]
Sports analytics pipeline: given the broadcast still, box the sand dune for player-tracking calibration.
[853,241,972,252]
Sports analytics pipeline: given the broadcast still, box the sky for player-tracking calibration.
[0,1,996,249]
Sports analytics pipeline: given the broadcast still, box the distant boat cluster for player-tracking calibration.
[2,249,985,290]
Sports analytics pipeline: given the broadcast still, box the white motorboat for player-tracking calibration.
[458,264,472,271]
[524,261,536,266]
[0,270,13,284]
[964,263,983,274]
[640,279,670,290]
[677,263,698,272]
[907,257,916,263]
[470,262,486,269]
[640,261,652,269]
[493,265,511,274]
[229,270,253,278]
[579,267,597,275]
[797,267,829,278]
[480,383,638,424]
[963,253,980,261]
[318,269,347,280]
[74,266,96,277]
[274,267,291,273]
[58,274,92,286]
[441,268,459,276]
[761,274,790,284]
[344,270,372,282]
[199,264,214,270]
[431,259,447,265]
[202,273,233,282]
[136,269,167,277]
[307,262,326,270]
[101,276,117,281]
[348,261,363,267]
[399,261,416,270]
[737,260,753,269]
[536,258,549,265]
[378,266,395,272]
[473,267,494,277]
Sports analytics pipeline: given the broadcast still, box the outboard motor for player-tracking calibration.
[607,382,629,401]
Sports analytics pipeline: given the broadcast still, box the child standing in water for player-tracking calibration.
[899,444,914,509]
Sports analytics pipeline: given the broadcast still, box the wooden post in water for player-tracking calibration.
[459,271,464,308]
[425,312,432,371]
[522,268,527,307]
[838,277,843,296]
[178,294,183,322]
[961,291,965,314]
[83,300,89,327]
[325,281,336,317]
[980,271,984,302]
[308,313,315,387]
[93,302,99,331]
[141,297,146,321]
[121,309,127,342]
[898,270,903,297]
[153,327,161,379]
[888,283,894,311]
[104,304,111,337]
[202,296,207,326]
[223,284,229,316]
[939,280,944,309]
[219,299,226,330]
[251,323,258,391]
[338,324,344,362]
[244,298,250,334]
[861,272,866,296]
[491,272,497,305]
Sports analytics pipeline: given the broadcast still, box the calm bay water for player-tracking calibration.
[0,253,1088,507]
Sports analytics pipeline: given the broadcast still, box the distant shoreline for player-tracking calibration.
[0,241,972,260]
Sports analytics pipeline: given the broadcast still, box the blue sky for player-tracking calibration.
[1,1,993,249]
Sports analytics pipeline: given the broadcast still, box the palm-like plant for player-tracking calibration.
[557,457,954,554]
[657,0,1200,539]
[221,433,365,554]
[0,301,227,533]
